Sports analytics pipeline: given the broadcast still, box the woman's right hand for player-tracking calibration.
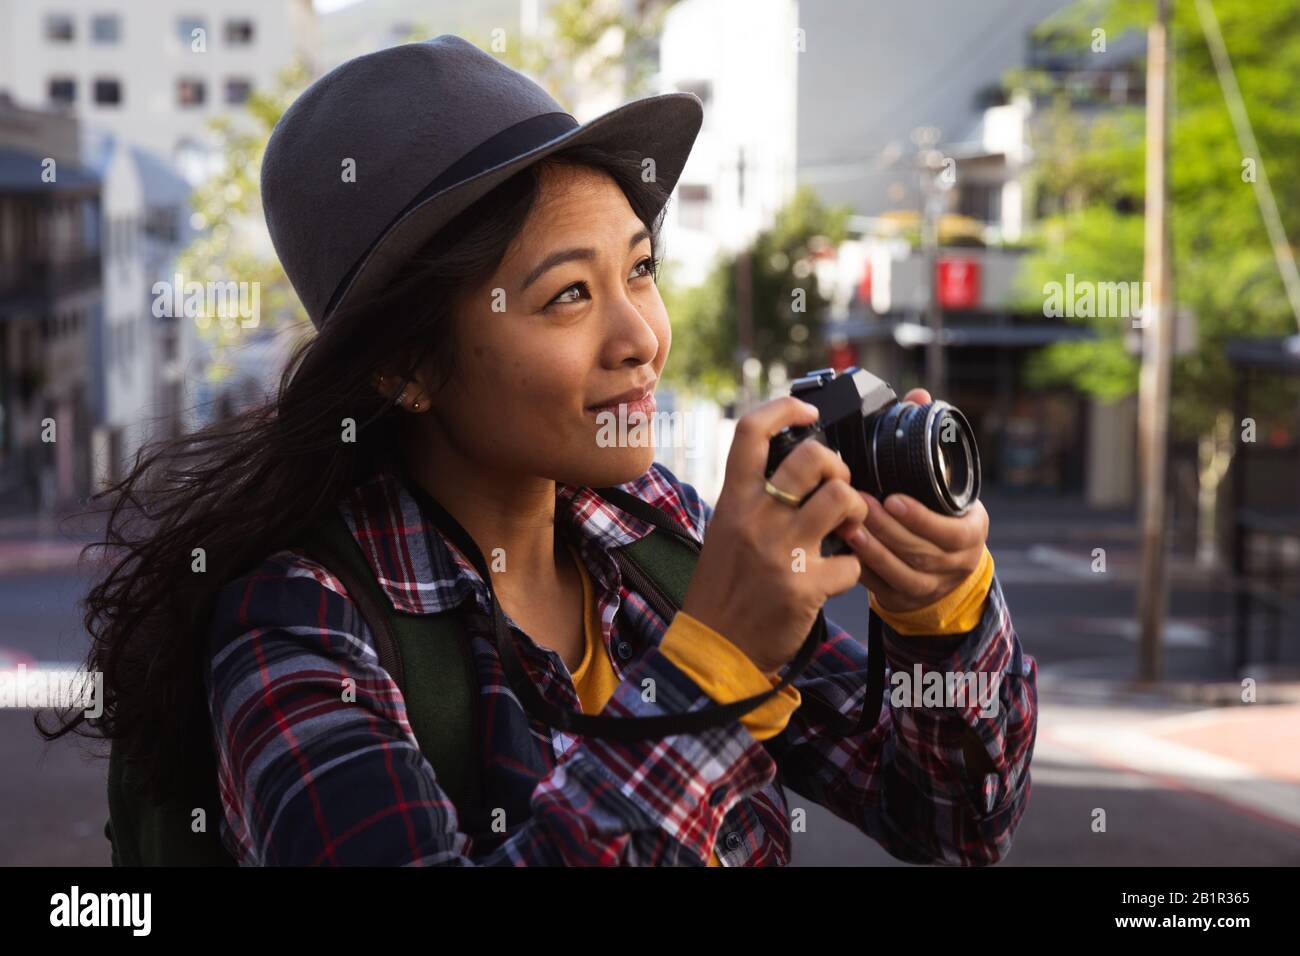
[679,396,868,675]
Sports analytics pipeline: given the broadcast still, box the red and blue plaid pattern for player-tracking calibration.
[204,462,1037,865]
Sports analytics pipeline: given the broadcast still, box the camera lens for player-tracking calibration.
[869,400,980,516]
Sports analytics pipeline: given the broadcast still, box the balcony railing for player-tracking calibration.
[0,255,102,306]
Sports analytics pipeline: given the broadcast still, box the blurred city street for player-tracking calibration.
[3,492,1297,866]
[0,0,1297,876]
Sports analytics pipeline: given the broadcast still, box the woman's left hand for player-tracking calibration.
[843,387,990,614]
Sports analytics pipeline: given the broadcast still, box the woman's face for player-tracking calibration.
[417,162,670,489]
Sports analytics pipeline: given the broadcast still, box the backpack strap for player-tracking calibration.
[299,509,484,824]
[105,738,237,867]
[593,485,701,615]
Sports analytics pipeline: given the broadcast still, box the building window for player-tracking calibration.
[45,14,74,43]
[49,77,76,105]
[225,78,253,105]
[676,79,712,107]
[146,205,179,243]
[91,14,121,44]
[162,327,179,363]
[177,78,206,108]
[82,199,102,252]
[678,183,712,231]
[177,16,206,47]
[676,80,712,129]
[957,183,1001,224]
[94,78,123,106]
[225,19,255,45]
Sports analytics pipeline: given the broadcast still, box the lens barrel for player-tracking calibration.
[868,400,980,516]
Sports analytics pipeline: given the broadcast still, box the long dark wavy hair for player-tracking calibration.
[40,142,672,803]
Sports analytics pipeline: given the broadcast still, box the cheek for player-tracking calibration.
[444,319,662,485]
[461,336,591,446]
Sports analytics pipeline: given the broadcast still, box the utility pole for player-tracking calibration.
[921,164,946,397]
[913,126,946,397]
[734,146,757,411]
[1136,0,1174,682]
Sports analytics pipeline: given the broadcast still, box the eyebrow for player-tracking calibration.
[519,226,652,293]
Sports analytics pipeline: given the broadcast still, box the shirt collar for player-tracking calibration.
[336,466,667,617]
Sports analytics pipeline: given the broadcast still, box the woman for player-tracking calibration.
[55,36,1036,866]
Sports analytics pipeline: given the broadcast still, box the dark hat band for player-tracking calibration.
[324,110,580,321]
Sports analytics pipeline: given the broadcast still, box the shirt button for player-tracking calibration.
[724,832,743,851]
[616,641,633,661]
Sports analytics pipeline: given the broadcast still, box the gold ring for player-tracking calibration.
[763,478,803,508]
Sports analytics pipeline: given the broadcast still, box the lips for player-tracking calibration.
[587,381,656,412]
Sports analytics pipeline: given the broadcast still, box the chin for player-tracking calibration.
[561,444,658,489]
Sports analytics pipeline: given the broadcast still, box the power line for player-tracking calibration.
[1194,0,1300,331]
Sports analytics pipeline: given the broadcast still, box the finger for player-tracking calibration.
[798,478,868,543]
[859,491,940,554]
[818,553,865,598]
[726,395,820,483]
[902,387,932,405]
[859,494,976,575]
[877,493,986,553]
[830,512,867,546]
[857,563,893,596]
[857,565,908,609]
[846,525,932,595]
[767,438,850,504]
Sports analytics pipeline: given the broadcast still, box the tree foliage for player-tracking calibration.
[1010,0,1300,439]
[660,185,853,401]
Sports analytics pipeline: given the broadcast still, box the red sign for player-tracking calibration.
[827,340,858,371]
[937,258,980,309]
[857,260,872,306]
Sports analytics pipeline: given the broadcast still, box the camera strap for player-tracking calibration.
[408,480,884,742]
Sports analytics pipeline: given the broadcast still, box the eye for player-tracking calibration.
[632,255,660,281]
[549,281,587,307]
[544,256,660,310]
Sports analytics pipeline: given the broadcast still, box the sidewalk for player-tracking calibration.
[0,509,109,576]
[1038,698,1300,840]
[1038,654,1300,706]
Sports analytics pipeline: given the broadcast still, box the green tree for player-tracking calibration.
[660,186,853,403]
[419,0,678,102]
[1008,0,1300,557]
[176,59,313,382]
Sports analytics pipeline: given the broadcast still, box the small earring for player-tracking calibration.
[412,399,421,411]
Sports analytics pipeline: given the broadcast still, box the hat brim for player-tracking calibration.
[322,91,703,326]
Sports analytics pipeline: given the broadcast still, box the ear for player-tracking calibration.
[371,366,403,402]
[373,354,442,411]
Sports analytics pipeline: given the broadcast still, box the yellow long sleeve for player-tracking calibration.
[658,611,802,742]
[564,543,798,867]
[869,545,994,636]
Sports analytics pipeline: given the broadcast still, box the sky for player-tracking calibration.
[312,0,365,13]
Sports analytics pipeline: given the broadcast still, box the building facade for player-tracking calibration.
[0,96,101,510]
[0,0,317,177]
[655,0,801,286]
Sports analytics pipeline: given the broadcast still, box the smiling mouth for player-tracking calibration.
[588,395,656,420]
[586,384,656,413]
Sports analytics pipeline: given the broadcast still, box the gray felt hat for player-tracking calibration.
[260,34,703,330]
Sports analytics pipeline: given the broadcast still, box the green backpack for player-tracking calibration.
[104,501,701,866]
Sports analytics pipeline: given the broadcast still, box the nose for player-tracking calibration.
[601,290,661,369]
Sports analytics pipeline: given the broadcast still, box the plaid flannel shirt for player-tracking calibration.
[204,461,1037,866]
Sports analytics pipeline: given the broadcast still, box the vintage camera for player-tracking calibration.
[765,367,981,556]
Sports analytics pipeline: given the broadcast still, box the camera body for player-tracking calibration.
[765,367,981,556]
